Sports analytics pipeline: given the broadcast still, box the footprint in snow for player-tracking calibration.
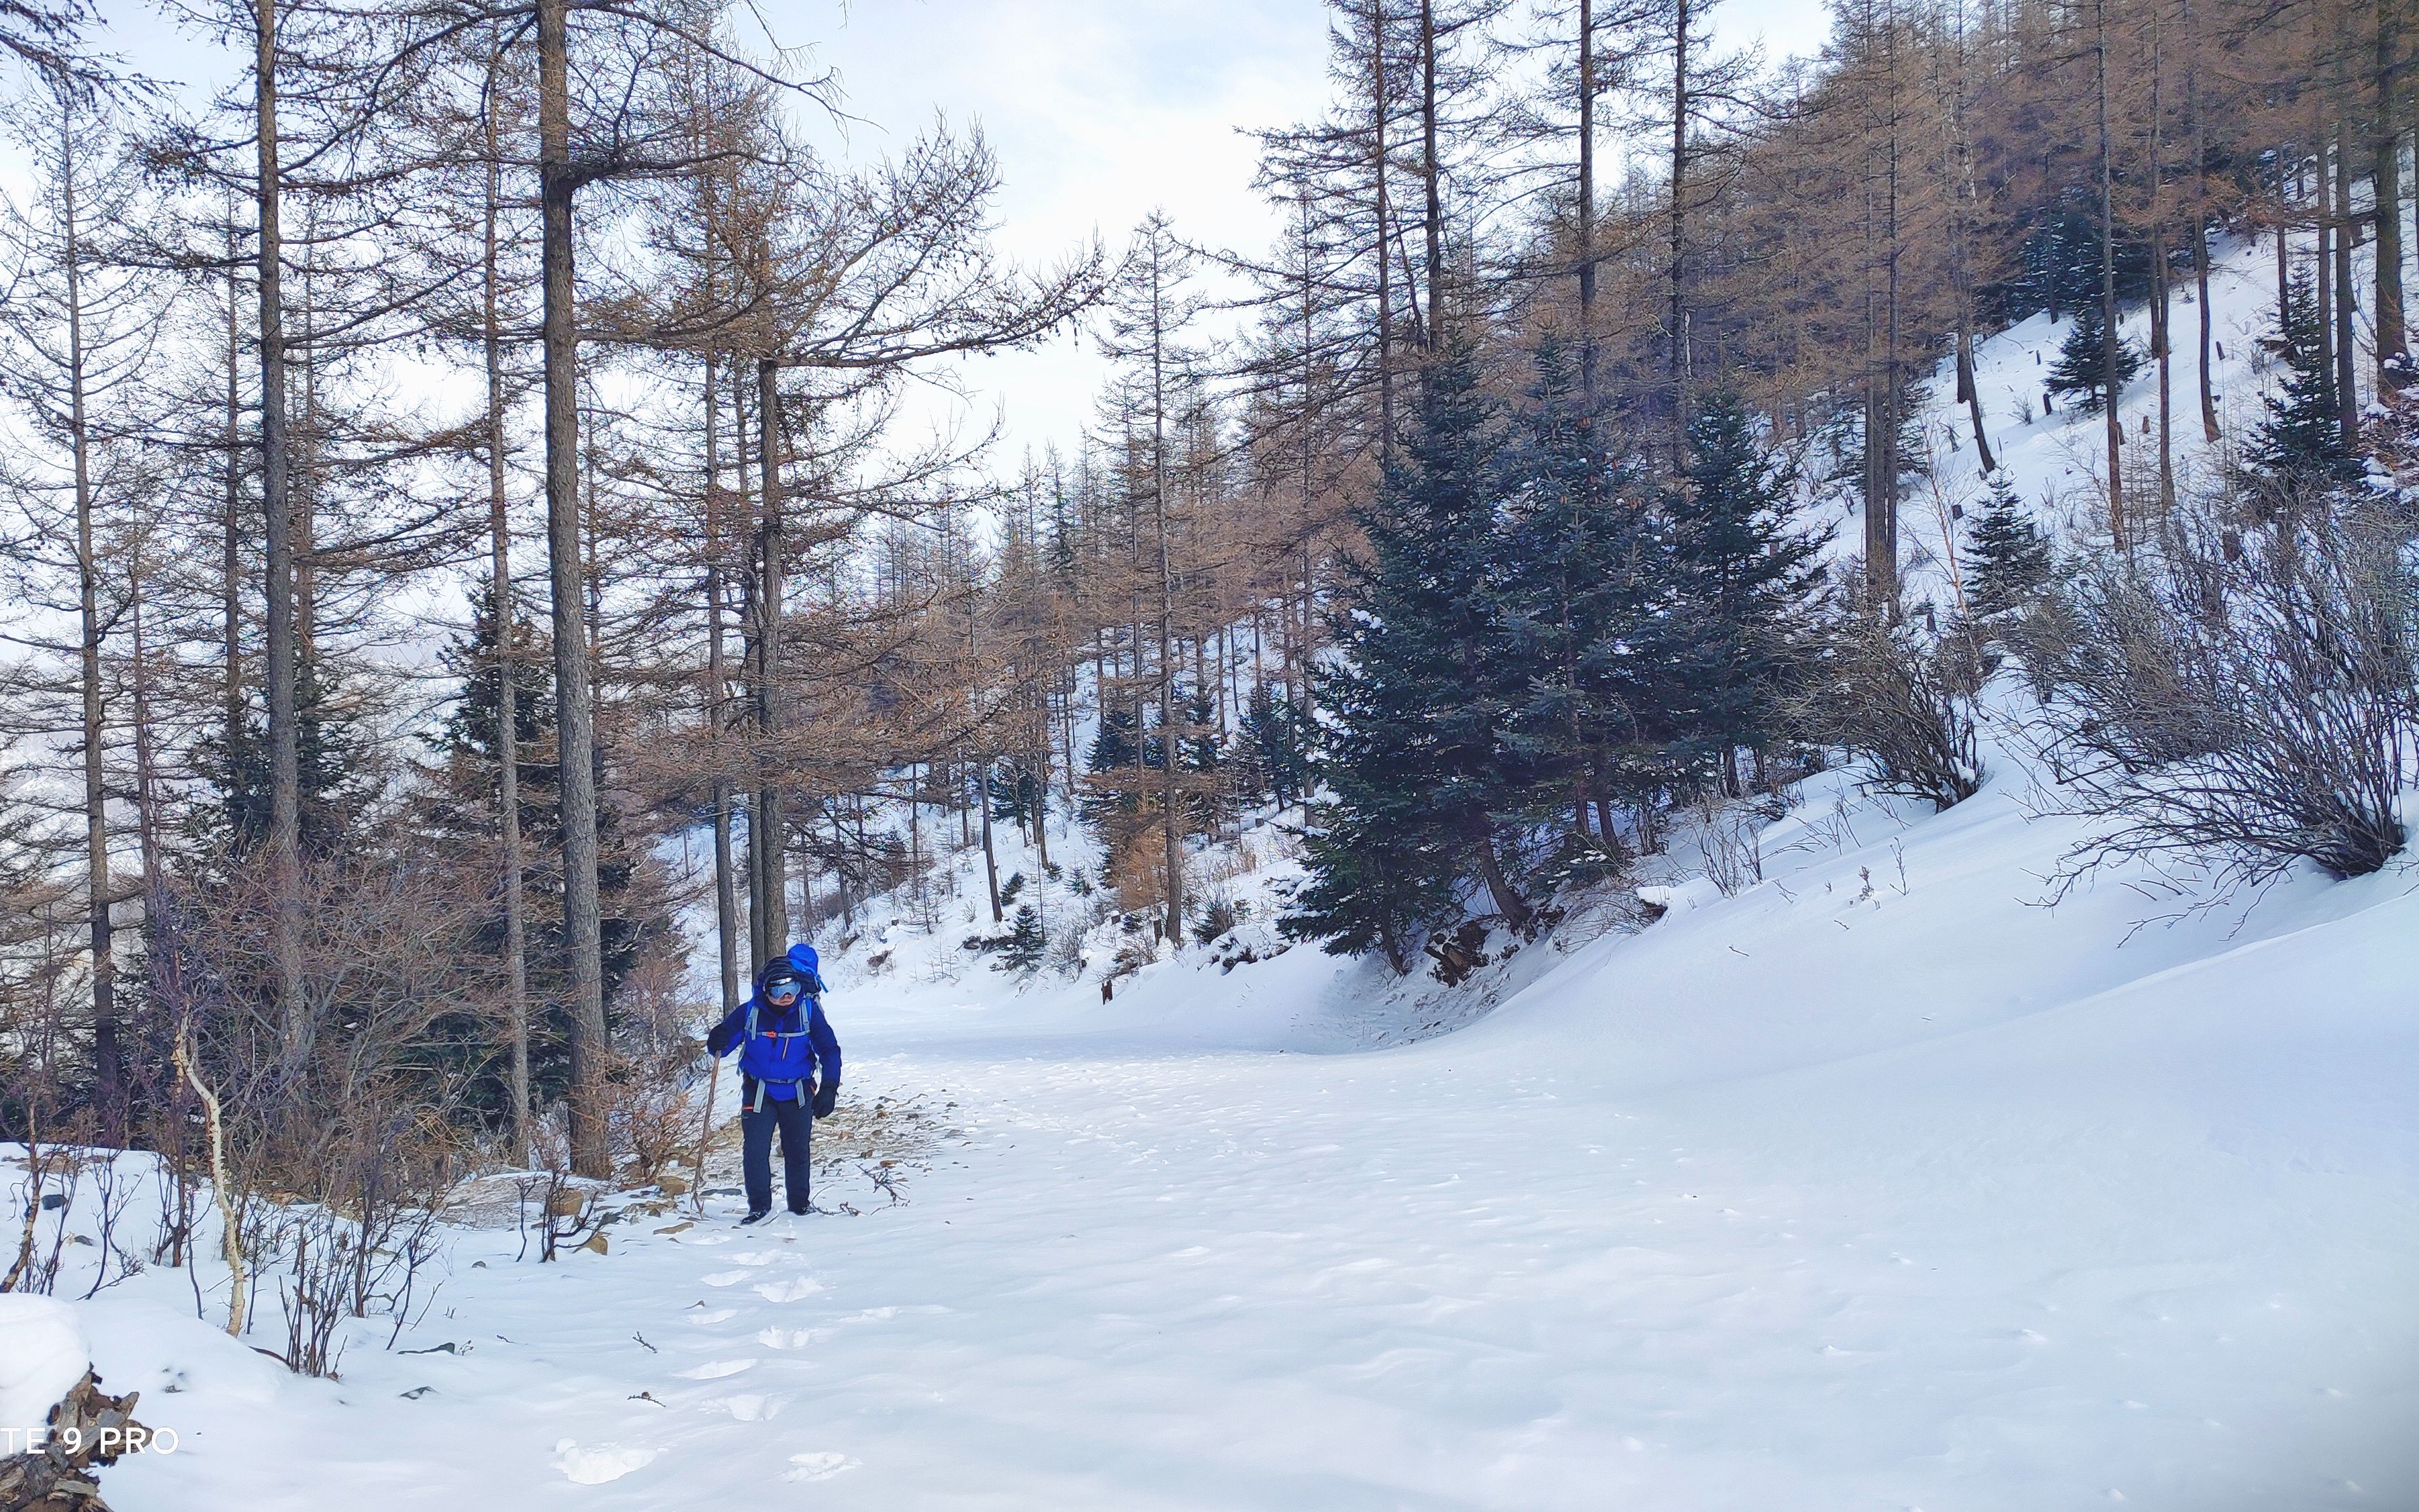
[702,1393,784,1421]
[786,1452,860,1482]
[675,1359,756,1380]
[728,1250,778,1266]
[553,1440,659,1484]
[702,1271,753,1286]
[757,1327,819,1349]
[754,1277,823,1304]
[688,1309,737,1325]
[683,1233,735,1246]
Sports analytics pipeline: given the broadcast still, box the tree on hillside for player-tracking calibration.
[1292,336,1533,959]
[2249,271,2358,487]
[1661,393,1821,792]
[2045,302,2142,413]
[1964,471,2052,621]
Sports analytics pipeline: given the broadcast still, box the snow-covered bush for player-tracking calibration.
[2028,502,2416,886]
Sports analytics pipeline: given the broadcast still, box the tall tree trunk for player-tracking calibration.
[1577,0,1601,485]
[2377,0,2409,376]
[1372,0,1395,461]
[129,547,163,898]
[980,761,1002,923]
[59,111,118,1141]
[2333,120,2361,450]
[751,355,788,967]
[480,89,531,1166]
[705,355,740,1019]
[1420,0,1444,355]
[1150,263,1182,944]
[254,0,306,1082]
[1956,317,1995,473]
[536,0,612,1179]
[2275,138,2292,326]
[1470,820,1531,933]
[1668,0,1692,461]
[222,230,244,745]
[2095,0,2125,545]
[2316,150,2336,416]
[1861,22,1893,608]
[1950,19,1996,473]
[2150,15,2173,513]
[2189,0,2220,441]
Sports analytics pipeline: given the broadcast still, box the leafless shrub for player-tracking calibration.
[601,952,702,1186]
[1691,796,1777,897]
[1799,581,1986,812]
[75,1153,140,1299]
[1,1133,79,1295]
[2026,502,2416,888]
[521,1121,606,1264]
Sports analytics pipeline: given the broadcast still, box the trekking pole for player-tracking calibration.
[692,1058,720,1216]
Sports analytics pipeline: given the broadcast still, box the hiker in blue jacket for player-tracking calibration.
[706,945,842,1223]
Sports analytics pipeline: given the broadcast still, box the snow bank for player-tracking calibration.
[0,1294,88,1439]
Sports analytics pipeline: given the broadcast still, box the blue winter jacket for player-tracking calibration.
[706,954,841,1101]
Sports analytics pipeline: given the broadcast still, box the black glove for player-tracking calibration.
[811,1082,838,1119]
[705,1023,737,1057]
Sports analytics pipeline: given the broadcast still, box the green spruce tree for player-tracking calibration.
[1239,682,1310,810]
[996,904,1047,975]
[2045,302,2143,414]
[1287,337,1532,958]
[2250,271,2357,485]
[1964,471,2053,620]
[1496,336,1667,847]
[420,595,667,1129]
[1662,393,1822,790]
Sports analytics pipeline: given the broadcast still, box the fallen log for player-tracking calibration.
[0,1371,148,1512]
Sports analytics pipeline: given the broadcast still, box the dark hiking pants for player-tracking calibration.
[741,1082,812,1213]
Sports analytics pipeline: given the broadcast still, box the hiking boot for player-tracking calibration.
[740,1209,771,1225]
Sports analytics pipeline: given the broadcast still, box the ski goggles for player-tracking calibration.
[764,978,804,1002]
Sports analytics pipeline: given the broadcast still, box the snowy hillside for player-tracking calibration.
[8,227,2416,1511]
[13,712,2417,1510]
[1877,220,2415,590]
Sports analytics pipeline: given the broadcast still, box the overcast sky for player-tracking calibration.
[75,0,1839,467]
[752,0,1840,464]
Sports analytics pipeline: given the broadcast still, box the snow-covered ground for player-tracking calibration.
[7,226,2416,1509]
[17,737,2418,1510]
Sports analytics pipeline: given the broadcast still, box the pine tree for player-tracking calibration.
[1496,336,1666,837]
[1083,705,1141,839]
[1964,471,2052,619]
[1181,690,1220,774]
[2019,189,2154,318]
[1662,393,1821,788]
[1280,796,1454,975]
[199,661,366,861]
[2045,302,2143,413]
[1239,682,1310,810]
[988,761,1043,830]
[1287,337,1532,957]
[2250,271,2357,485]
[420,598,667,1129]
[996,904,1047,975]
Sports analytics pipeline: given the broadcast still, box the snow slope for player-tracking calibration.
[9,224,2414,1511]
[18,738,2412,1512]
